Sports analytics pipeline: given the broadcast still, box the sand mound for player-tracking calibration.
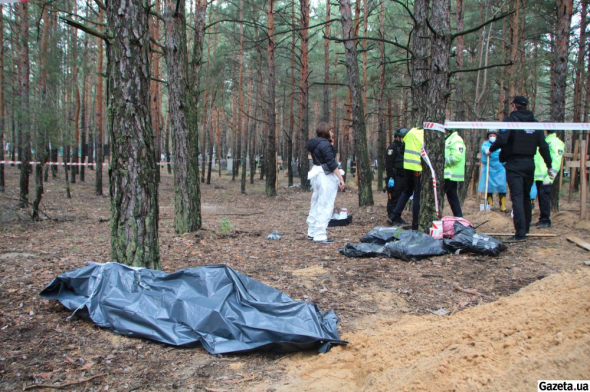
[269,269,590,392]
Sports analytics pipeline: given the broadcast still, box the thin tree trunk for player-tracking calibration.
[18,2,31,208]
[0,4,4,192]
[265,0,277,196]
[322,0,330,123]
[164,0,202,234]
[107,0,160,268]
[549,0,573,212]
[95,9,104,195]
[299,0,311,191]
[376,0,386,192]
[33,5,52,220]
[338,0,373,206]
[572,0,587,123]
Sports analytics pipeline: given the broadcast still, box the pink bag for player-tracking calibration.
[441,216,472,238]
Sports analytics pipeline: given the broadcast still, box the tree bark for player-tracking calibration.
[18,2,31,209]
[376,0,386,192]
[0,4,4,192]
[32,5,53,221]
[107,0,160,268]
[95,8,104,196]
[572,0,587,123]
[549,0,573,212]
[322,0,331,123]
[338,0,373,206]
[299,0,311,191]
[265,0,277,197]
[164,0,202,234]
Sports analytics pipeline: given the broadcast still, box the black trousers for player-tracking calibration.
[535,181,552,224]
[506,158,535,237]
[444,179,463,217]
[392,170,421,230]
[386,174,405,220]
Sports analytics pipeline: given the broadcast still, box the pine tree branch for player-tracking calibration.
[324,35,415,57]
[93,0,107,11]
[390,0,418,26]
[450,61,512,75]
[60,16,108,42]
[452,10,514,39]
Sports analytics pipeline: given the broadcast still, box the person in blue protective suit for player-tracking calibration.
[479,130,508,212]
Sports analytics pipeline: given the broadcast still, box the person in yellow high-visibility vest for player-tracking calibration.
[532,130,565,228]
[444,129,466,217]
[390,127,423,230]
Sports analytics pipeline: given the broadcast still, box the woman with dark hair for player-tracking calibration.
[306,122,345,243]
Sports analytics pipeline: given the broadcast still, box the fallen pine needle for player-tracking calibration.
[24,373,106,390]
[454,286,496,301]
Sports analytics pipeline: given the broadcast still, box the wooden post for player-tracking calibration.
[581,141,587,220]
[569,139,579,202]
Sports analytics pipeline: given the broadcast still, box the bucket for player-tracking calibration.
[430,220,443,239]
[339,208,348,220]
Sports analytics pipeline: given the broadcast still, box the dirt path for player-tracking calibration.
[0,166,588,391]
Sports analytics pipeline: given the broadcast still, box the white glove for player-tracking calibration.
[548,168,557,180]
[339,169,345,176]
[484,148,491,156]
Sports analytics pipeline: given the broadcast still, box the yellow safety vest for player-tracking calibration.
[403,128,424,172]
[444,131,466,181]
[534,133,565,183]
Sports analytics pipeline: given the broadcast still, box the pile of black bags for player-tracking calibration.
[339,223,507,260]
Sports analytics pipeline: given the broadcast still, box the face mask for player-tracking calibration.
[489,136,496,143]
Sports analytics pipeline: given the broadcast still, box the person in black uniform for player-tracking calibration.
[385,127,409,224]
[487,96,553,243]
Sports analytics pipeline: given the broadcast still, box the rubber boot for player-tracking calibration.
[500,196,506,212]
[487,195,493,206]
[531,201,535,215]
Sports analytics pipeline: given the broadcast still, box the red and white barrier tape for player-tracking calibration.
[0,161,175,166]
[420,146,439,220]
[423,121,590,131]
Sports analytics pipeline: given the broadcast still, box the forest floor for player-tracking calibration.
[0,165,589,392]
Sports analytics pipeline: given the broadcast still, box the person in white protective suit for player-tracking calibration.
[306,122,346,243]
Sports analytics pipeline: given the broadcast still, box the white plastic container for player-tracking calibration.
[430,220,443,239]
[339,208,348,220]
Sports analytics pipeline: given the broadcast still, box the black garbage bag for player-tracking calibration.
[40,262,347,355]
[443,222,507,257]
[338,242,387,257]
[381,231,449,261]
[360,226,409,244]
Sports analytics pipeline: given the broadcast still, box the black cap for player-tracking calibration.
[512,96,529,106]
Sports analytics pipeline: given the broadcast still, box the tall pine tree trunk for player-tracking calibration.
[95,9,104,195]
[0,4,4,192]
[549,0,573,212]
[299,0,311,191]
[18,2,30,209]
[338,0,373,206]
[107,0,160,268]
[265,0,277,197]
[164,0,201,234]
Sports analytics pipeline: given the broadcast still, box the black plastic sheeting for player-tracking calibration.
[339,243,387,258]
[443,222,508,257]
[40,262,347,355]
[341,229,448,261]
[380,232,449,261]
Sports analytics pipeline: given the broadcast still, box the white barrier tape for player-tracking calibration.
[422,122,446,133]
[0,161,175,166]
[424,121,590,131]
[420,146,439,219]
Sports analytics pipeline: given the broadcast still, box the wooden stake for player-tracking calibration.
[580,141,587,220]
[567,236,590,252]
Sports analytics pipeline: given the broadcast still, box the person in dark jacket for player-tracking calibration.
[385,127,408,224]
[487,96,553,242]
[306,122,346,244]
